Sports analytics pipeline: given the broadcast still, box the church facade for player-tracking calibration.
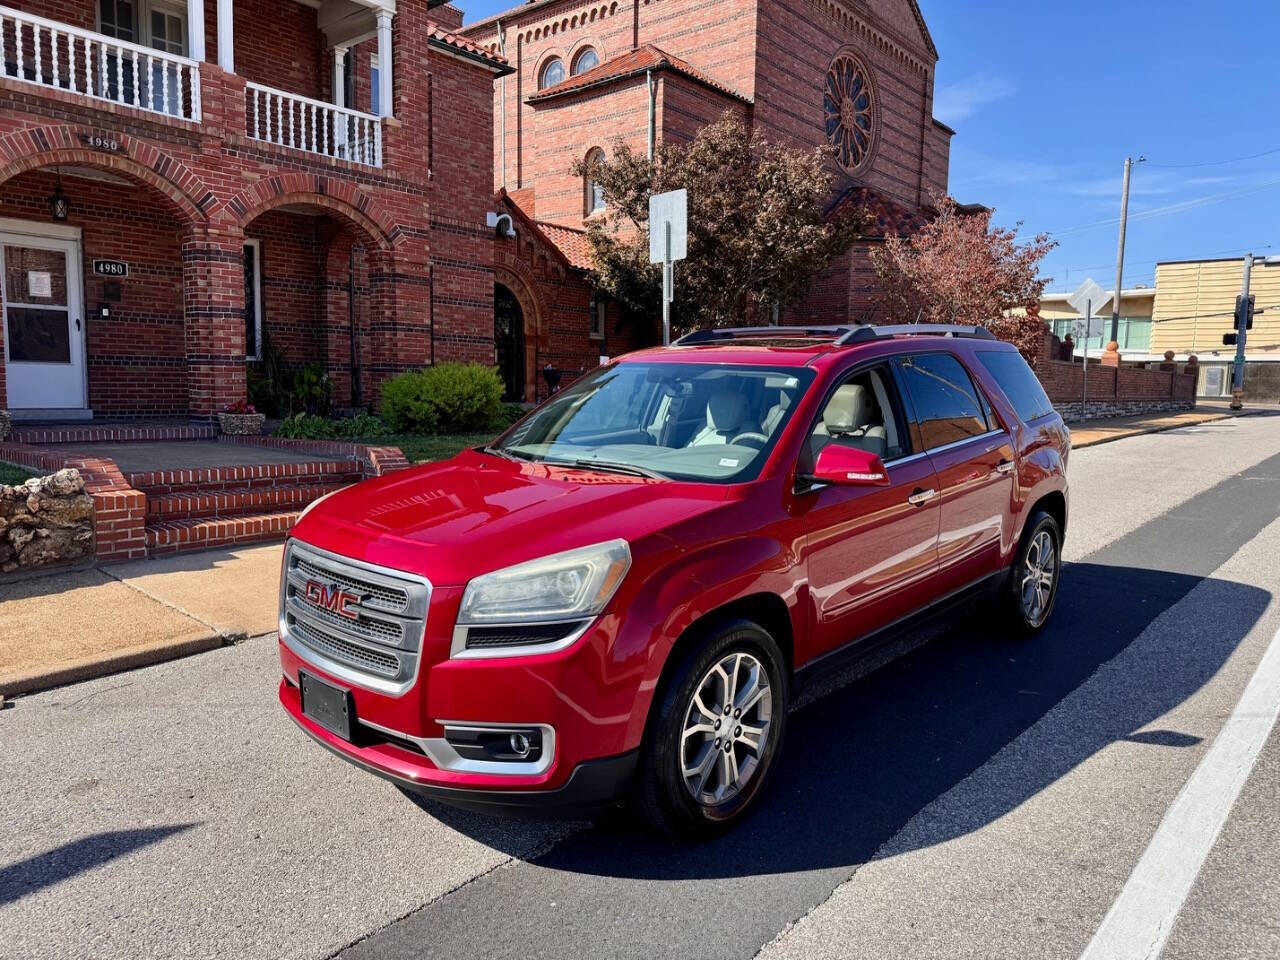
[459,0,954,400]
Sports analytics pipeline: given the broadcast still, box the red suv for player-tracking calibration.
[278,325,1068,836]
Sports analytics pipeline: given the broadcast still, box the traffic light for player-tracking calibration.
[1235,294,1255,331]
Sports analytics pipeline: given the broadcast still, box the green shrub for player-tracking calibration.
[380,364,504,434]
[274,412,392,441]
[274,413,337,440]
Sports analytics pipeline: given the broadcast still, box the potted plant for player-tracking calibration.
[217,399,266,436]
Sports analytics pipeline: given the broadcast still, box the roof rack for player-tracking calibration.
[672,325,859,346]
[834,324,997,345]
[672,323,997,347]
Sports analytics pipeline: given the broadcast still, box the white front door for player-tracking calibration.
[1,232,87,411]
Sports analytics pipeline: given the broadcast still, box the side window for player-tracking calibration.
[898,353,990,451]
[976,350,1054,423]
[805,365,906,470]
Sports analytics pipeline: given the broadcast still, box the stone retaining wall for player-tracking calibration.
[0,469,94,574]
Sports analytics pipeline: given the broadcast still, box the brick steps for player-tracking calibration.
[128,460,363,494]
[133,460,363,555]
[13,423,218,444]
[145,483,342,522]
[146,511,304,555]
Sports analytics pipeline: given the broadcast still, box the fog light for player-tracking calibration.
[509,732,532,758]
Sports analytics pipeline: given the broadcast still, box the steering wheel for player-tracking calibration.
[730,432,769,449]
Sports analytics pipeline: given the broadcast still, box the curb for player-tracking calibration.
[1071,413,1238,450]
[0,631,246,699]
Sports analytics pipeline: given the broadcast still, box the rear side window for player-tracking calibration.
[898,353,990,450]
[977,350,1054,423]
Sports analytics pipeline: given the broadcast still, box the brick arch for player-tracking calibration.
[0,127,210,224]
[227,175,396,251]
[495,262,547,403]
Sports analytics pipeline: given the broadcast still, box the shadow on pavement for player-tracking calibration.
[0,825,195,906]
[415,561,1268,882]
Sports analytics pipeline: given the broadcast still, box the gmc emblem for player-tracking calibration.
[304,580,362,620]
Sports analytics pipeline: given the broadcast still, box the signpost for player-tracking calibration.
[649,189,688,345]
[1067,278,1109,415]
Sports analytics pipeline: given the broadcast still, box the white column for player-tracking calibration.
[375,10,393,118]
[187,0,206,62]
[217,0,234,73]
[332,46,347,107]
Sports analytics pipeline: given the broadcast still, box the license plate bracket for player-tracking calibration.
[299,671,355,741]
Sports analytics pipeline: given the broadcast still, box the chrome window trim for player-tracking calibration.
[450,617,595,660]
[360,717,557,777]
[280,539,432,698]
[922,428,1006,457]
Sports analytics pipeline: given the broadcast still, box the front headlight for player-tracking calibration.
[457,539,631,625]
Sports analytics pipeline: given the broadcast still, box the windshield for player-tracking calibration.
[493,362,815,483]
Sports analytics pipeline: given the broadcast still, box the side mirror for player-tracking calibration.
[810,443,890,487]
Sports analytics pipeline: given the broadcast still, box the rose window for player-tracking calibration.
[824,54,874,173]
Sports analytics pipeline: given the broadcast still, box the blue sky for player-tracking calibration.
[459,0,1280,293]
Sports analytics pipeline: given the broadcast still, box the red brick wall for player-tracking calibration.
[245,209,325,367]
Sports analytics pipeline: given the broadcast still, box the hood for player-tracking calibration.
[291,449,731,585]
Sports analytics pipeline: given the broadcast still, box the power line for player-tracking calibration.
[1043,244,1273,276]
[1047,176,1280,238]
[1144,146,1280,169]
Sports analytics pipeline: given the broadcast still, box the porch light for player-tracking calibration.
[48,171,70,221]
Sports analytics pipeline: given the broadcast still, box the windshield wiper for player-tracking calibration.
[564,458,668,481]
[482,446,534,463]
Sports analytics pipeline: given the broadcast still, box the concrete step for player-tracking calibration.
[146,483,344,522]
[129,460,363,494]
[146,510,303,556]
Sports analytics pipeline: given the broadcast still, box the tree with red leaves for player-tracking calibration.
[871,197,1057,366]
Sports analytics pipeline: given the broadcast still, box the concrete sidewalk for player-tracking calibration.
[1070,403,1273,448]
[0,543,281,697]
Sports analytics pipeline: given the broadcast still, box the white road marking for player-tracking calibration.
[1079,620,1280,960]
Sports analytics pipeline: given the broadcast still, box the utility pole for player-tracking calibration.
[1231,254,1254,410]
[1109,156,1144,345]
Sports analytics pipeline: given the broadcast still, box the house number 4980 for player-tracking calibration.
[84,135,121,152]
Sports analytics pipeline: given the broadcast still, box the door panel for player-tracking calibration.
[803,455,941,657]
[927,433,1016,594]
[2,238,85,410]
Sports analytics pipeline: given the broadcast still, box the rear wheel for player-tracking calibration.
[632,620,788,838]
[1003,510,1061,636]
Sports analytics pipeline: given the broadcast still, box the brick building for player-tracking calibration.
[0,0,509,422]
[462,0,955,398]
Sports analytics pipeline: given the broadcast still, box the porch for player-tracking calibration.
[0,0,401,168]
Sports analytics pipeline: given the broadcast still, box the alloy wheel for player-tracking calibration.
[680,651,773,807]
[1020,529,1057,626]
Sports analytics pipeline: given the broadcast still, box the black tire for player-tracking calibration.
[631,618,789,839]
[1002,509,1062,637]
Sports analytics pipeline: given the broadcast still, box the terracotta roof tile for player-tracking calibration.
[528,44,750,104]
[428,27,511,72]
[536,221,594,271]
[828,186,931,238]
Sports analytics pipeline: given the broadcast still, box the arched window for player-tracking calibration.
[539,57,566,89]
[584,147,606,216]
[572,47,600,75]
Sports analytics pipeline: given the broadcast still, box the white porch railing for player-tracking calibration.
[245,82,382,168]
[0,5,200,121]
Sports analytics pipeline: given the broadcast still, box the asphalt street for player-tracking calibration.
[3,412,1280,960]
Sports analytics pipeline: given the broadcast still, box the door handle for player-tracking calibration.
[907,488,938,506]
[995,459,1015,475]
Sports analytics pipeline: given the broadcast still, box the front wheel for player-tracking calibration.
[1003,510,1062,636]
[632,620,789,838]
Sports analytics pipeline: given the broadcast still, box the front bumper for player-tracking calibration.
[279,678,637,816]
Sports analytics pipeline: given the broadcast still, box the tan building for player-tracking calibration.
[1149,257,1280,398]
[1038,287,1156,355]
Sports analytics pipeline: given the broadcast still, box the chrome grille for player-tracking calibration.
[294,556,409,614]
[281,541,430,695]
